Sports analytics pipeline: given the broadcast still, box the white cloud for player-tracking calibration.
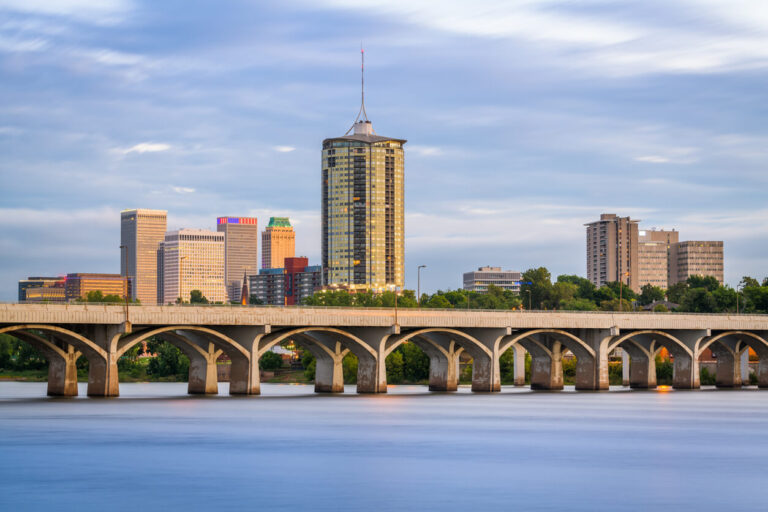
[0,0,133,25]
[0,36,48,53]
[409,145,443,157]
[273,145,296,153]
[119,142,171,155]
[635,156,670,163]
[172,186,195,194]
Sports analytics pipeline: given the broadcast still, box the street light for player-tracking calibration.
[417,265,427,307]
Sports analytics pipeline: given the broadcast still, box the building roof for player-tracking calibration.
[267,217,291,228]
[323,133,407,145]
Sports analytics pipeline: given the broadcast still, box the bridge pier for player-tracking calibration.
[526,336,564,391]
[619,338,657,389]
[85,325,122,397]
[47,345,80,397]
[513,345,526,386]
[572,329,612,390]
[410,335,460,392]
[711,341,742,388]
[313,345,346,393]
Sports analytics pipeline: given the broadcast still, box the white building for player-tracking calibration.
[159,229,226,304]
[463,266,522,294]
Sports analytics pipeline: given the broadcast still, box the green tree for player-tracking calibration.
[260,351,284,370]
[593,285,616,304]
[423,294,452,309]
[600,298,632,311]
[653,303,669,312]
[549,281,577,309]
[520,267,552,310]
[147,342,189,378]
[342,353,358,383]
[399,342,430,382]
[713,286,737,312]
[385,350,404,383]
[666,282,688,304]
[189,290,209,304]
[249,295,263,305]
[499,348,516,384]
[679,288,718,313]
[687,275,719,292]
[560,298,599,311]
[740,276,760,288]
[638,284,665,306]
[556,275,596,301]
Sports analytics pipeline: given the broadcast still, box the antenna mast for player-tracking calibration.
[346,45,372,135]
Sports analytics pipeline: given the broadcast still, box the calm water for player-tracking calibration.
[1,383,767,511]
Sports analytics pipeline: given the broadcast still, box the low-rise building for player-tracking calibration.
[463,266,522,294]
[249,257,322,306]
[64,273,129,301]
[18,277,65,302]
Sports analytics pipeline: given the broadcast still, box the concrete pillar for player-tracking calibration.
[711,343,741,388]
[427,351,459,391]
[186,348,219,395]
[85,325,123,397]
[470,353,500,392]
[313,349,345,393]
[528,340,563,391]
[47,345,80,397]
[621,341,656,389]
[741,349,750,386]
[345,327,393,394]
[229,356,259,395]
[571,328,613,391]
[622,350,630,386]
[759,358,768,389]
[513,345,526,387]
[669,330,709,390]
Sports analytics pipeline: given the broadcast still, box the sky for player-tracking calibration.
[1,0,767,301]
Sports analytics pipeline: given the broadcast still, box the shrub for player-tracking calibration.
[260,351,284,371]
[700,367,716,385]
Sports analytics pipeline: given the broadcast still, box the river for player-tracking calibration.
[1,382,767,511]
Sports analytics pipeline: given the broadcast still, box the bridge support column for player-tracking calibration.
[346,327,392,394]
[314,348,345,393]
[621,350,630,386]
[513,345,526,386]
[572,329,612,391]
[621,340,656,389]
[47,345,80,397]
[671,330,709,390]
[229,356,259,395]
[427,348,460,392]
[712,342,741,388]
[86,325,122,397]
[741,349,750,386]
[187,347,219,395]
[527,338,563,391]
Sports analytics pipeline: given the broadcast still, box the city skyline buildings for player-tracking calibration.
[217,216,259,302]
[120,209,167,305]
[158,228,226,304]
[261,217,295,270]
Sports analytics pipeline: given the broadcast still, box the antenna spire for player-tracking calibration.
[346,45,373,135]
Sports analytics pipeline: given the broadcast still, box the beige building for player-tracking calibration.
[463,266,522,293]
[64,273,128,301]
[638,229,679,289]
[585,213,639,292]
[261,217,295,270]
[670,241,724,286]
[217,217,259,302]
[121,209,167,304]
[159,229,226,304]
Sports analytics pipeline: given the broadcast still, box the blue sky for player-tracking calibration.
[1,0,767,301]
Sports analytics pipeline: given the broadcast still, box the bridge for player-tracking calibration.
[1,303,767,397]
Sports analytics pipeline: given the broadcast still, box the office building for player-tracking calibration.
[159,229,226,304]
[638,229,679,289]
[64,273,128,301]
[18,277,66,302]
[670,241,724,286]
[121,209,167,304]
[321,51,405,290]
[585,213,639,292]
[249,257,322,306]
[261,217,295,269]
[463,266,522,293]
[217,216,259,302]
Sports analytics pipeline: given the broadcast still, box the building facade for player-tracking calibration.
[670,241,724,286]
[463,266,522,293]
[217,216,259,302]
[261,217,295,269]
[638,229,679,289]
[249,257,322,306]
[18,277,66,302]
[585,213,639,292]
[159,229,226,304]
[64,273,128,301]
[121,209,167,304]
[322,118,405,291]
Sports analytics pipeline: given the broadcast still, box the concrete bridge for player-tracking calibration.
[1,303,767,397]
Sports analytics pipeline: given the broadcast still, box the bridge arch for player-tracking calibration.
[499,328,595,360]
[697,331,768,354]
[257,327,377,360]
[607,330,693,358]
[0,324,107,361]
[384,328,492,359]
[115,325,248,360]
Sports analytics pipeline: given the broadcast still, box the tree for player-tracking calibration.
[557,275,595,301]
[249,295,263,305]
[679,288,718,313]
[260,351,284,371]
[712,286,737,312]
[560,298,599,311]
[399,342,429,381]
[189,290,209,304]
[600,298,632,311]
[549,281,577,308]
[666,282,688,304]
[686,275,719,292]
[653,303,669,312]
[740,276,760,289]
[638,284,665,306]
[593,285,616,304]
[147,342,190,377]
[423,294,452,309]
[520,267,552,310]
[385,350,404,383]
[602,281,636,301]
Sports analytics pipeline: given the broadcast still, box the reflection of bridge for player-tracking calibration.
[2,304,767,397]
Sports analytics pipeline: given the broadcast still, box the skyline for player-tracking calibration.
[2,1,768,301]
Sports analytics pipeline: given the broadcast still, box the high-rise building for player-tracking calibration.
[64,273,129,301]
[249,256,321,306]
[463,266,522,294]
[121,209,167,304]
[638,229,679,289]
[217,217,259,302]
[585,213,639,292]
[261,217,295,269]
[669,241,724,286]
[321,50,405,291]
[159,229,226,304]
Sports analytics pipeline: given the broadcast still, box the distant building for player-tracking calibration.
[585,213,640,292]
[217,217,259,302]
[463,266,522,293]
[64,273,128,301]
[159,229,226,304]
[638,229,679,289]
[249,257,321,306]
[261,217,295,269]
[18,277,65,302]
[670,241,724,286]
[121,209,167,304]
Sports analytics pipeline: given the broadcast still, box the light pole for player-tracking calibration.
[417,265,427,307]
[119,245,130,322]
[526,289,531,311]
[737,283,743,314]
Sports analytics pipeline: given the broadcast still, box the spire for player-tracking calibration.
[346,45,374,136]
[240,270,249,306]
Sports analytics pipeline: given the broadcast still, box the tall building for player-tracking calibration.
[463,266,522,294]
[585,213,639,292]
[261,217,295,269]
[217,217,259,302]
[64,273,128,301]
[121,209,167,304]
[249,256,321,306]
[321,49,405,291]
[669,241,724,286]
[638,229,679,289]
[159,229,226,304]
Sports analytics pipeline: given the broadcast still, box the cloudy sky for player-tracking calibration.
[1,0,767,300]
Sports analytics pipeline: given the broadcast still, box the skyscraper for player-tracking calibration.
[638,229,679,289]
[160,228,226,304]
[669,241,724,286]
[217,217,259,302]
[261,217,295,269]
[585,213,639,292]
[121,209,167,304]
[321,49,405,290]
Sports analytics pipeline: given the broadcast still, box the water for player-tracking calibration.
[1,383,767,511]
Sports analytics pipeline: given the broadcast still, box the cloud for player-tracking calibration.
[635,156,670,163]
[172,186,195,194]
[0,0,133,25]
[273,145,296,153]
[409,145,443,157]
[119,142,171,155]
